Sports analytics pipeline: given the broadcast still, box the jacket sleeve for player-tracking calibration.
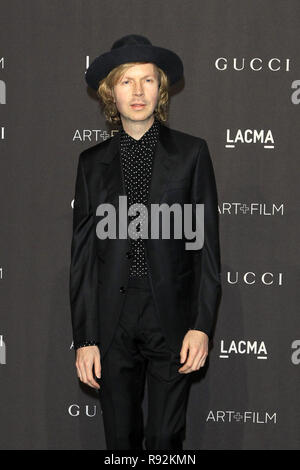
[69,153,99,350]
[189,139,222,338]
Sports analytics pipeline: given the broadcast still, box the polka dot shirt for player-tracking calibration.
[120,117,160,278]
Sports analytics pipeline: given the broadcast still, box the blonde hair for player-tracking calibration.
[96,62,169,125]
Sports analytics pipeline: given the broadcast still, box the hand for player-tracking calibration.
[178,330,209,373]
[75,345,101,389]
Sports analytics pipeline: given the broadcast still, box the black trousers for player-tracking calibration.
[98,274,191,450]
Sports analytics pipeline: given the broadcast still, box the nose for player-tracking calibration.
[133,82,144,95]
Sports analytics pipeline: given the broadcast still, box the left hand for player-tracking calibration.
[178,330,209,373]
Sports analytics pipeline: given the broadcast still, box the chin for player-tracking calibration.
[129,109,154,120]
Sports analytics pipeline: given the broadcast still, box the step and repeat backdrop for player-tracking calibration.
[0,0,299,450]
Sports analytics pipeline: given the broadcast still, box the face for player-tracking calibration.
[112,63,160,123]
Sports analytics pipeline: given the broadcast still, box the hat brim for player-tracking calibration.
[85,44,184,90]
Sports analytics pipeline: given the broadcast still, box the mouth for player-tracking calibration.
[130,103,146,109]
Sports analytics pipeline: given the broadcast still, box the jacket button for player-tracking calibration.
[119,286,126,293]
[125,251,132,259]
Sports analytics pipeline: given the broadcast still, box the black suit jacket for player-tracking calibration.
[69,122,222,359]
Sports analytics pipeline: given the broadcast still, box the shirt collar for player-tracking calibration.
[120,117,161,151]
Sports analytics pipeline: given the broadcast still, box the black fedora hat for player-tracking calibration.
[85,34,184,90]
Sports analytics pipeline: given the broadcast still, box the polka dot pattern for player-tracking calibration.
[120,117,160,278]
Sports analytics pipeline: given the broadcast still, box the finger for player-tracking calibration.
[198,354,207,368]
[84,363,100,389]
[194,352,207,370]
[79,364,88,384]
[178,360,191,372]
[75,362,81,378]
[94,357,101,379]
[87,373,100,389]
[196,356,203,369]
[76,360,83,380]
[178,351,197,373]
[83,362,95,388]
[76,367,82,380]
[179,351,202,373]
[180,345,188,364]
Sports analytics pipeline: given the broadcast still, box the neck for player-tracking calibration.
[120,115,155,140]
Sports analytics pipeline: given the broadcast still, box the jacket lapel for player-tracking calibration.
[148,122,177,208]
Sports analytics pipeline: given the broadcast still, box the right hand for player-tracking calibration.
[75,345,101,390]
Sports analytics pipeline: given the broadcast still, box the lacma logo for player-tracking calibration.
[0,335,6,364]
[225,129,275,149]
[219,340,268,359]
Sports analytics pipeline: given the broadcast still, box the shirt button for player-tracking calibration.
[119,286,126,293]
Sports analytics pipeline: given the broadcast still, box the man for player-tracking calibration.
[69,34,222,450]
